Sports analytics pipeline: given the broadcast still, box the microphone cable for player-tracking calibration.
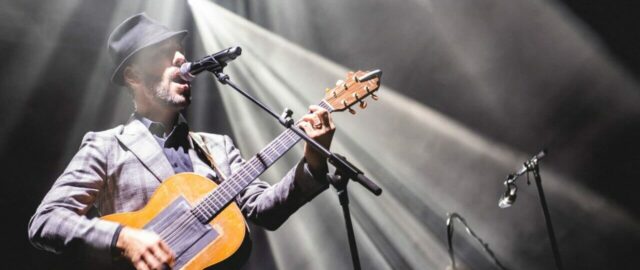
[446,212,509,270]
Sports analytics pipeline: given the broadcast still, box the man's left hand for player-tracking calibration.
[298,105,336,174]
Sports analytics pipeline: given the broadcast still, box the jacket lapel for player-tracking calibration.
[116,118,174,182]
[188,145,217,181]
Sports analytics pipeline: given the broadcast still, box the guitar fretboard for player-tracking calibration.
[192,100,333,223]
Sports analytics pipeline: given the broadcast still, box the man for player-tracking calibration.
[28,13,335,269]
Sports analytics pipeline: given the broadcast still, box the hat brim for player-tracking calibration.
[111,30,188,85]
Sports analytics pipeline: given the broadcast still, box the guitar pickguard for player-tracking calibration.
[144,196,219,269]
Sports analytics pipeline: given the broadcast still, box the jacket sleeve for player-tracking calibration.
[28,131,121,261]
[222,135,329,230]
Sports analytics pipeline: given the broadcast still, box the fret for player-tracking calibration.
[198,204,211,219]
[219,184,232,198]
[267,142,283,161]
[248,159,263,175]
[211,193,224,208]
[230,177,244,190]
[202,199,215,214]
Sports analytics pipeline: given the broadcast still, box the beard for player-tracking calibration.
[142,70,191,110]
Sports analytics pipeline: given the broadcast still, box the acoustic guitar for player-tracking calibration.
[102,70,382,269]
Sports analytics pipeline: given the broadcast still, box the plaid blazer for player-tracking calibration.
[28,116,328,261]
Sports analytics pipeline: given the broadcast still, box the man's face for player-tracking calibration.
[130,39,191,111]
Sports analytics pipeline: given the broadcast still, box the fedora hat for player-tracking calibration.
[107,13,188,85]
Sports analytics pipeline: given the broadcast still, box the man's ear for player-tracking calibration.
[123,65,141,87]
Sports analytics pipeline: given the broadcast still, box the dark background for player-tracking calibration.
[1,0,639,269]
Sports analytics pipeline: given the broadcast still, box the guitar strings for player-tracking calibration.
[196,129,300,214]
[153,99,339,250]
[156,127,300,247]
[175,98,333,224]
[157,137,289,247]
[191,118,302,216]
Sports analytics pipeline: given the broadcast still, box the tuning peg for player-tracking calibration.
[325,88,331,93]
[359,100,367,109]
[371,93,379,100]
[336,79,344,86]
[342,100,356,114]
[356,69,383,82]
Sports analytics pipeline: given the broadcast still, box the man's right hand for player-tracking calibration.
[116,227,175,270]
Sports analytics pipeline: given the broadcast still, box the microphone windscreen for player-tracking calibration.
[179,62,196,82]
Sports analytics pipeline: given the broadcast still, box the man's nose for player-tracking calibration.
[173,51,187,67]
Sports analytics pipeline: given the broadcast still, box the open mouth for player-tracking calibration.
[171,69,189,85]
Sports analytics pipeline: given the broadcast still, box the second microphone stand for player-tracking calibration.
[499,150,563,270]
[212,69,382,270]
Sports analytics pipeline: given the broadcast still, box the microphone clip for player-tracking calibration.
[278,108,294,128]
[204,57,226,73]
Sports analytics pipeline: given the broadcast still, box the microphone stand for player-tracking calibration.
[211,69,382,270]
[500,150,563,270]
[530,159,563,270]
[327,155,361,270]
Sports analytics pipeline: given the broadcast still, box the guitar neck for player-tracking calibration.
[191,100,333,223]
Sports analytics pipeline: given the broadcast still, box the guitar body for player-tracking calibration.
[102,173,250,270]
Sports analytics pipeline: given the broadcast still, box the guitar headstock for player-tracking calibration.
[323,69,382,114]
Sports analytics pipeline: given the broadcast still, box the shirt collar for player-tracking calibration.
[133,112,190,140]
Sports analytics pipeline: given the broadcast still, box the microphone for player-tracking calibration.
[498,179,517,208]
[179,46,242,81]
[497,149,547,208]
